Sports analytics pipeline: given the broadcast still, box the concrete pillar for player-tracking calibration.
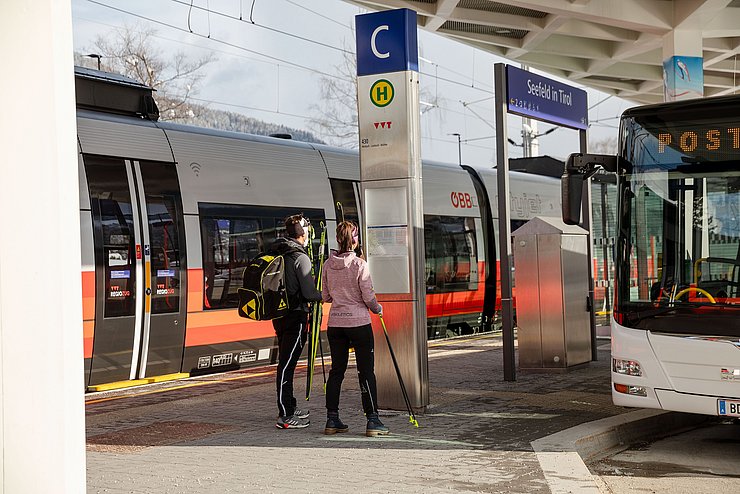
[0,2,86,493]
[663,29,704,101]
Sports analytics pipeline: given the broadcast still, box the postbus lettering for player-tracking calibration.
[657,128,740,154]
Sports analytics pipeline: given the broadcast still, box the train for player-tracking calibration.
[75,67,561,391]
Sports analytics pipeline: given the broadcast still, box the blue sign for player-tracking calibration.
[356,8,418,76]
[663,56,703,101]
[157,269,176,278]
[506,65,588,130]
[110,270,130,279]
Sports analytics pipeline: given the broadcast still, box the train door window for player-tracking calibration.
[139,162,186,313]
[330,179,362,256]
[199,204,324,309]
[329,179,359,225]
[85,156,137,317]
[424,215,478,292]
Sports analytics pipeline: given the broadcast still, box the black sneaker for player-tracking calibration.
[276,415,310,429]
[366,414,389,437]
[294,408,310,419]
[324,416,349,435]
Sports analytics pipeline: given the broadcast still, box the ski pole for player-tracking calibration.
[306,222,327,400]
[336,201,345,223]
[378,315,419,428]
[305,223,318,401]
[316,223,328,392]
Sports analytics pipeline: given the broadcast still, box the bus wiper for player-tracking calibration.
[676,159,734,173]
[631,306,680,321]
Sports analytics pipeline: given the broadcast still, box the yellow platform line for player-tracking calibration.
[85,370,275,405]
[147,372,190,383]
[87,372,190,393]
[88,378,151,392]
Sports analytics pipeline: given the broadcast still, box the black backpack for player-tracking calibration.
[237,249,297,321]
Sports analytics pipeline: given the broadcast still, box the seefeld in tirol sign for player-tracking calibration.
[506,65,588,130]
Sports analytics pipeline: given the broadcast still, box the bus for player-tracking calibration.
[562,95,740,417]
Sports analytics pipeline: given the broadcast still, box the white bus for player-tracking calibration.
[563,95,740,417]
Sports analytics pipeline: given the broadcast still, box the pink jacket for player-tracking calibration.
[322,250,382,327]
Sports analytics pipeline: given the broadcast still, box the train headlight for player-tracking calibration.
[613,358,642,376]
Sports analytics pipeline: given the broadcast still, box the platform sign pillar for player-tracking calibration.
[356,8,428,410]
[494,64,592,380]
[0,1,86,492]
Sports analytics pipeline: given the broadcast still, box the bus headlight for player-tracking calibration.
[614,383,647,397]
[613,358,642,376]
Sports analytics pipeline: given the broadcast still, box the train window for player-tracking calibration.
[425,215,479,293]
[199,204,324,310]
[329,179,359,225]
[139,162,186,314]
[84,156,137,318]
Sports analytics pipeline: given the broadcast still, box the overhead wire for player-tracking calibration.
[86,0,342,80]
[74,15,277,68]
[88,0,497,96]
[169,0,495,94]
[83,0,620,154]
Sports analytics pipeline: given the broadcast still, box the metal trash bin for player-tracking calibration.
[512,217,592,370]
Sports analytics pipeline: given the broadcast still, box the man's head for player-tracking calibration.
[285,214,310,247]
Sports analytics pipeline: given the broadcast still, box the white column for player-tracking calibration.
[663,29,704,101]
[0,2,86,493]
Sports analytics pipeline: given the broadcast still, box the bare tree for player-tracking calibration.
[589,135,618,154]
[310,39,440,148]
[80,24,213,122]
[309,40,360,148]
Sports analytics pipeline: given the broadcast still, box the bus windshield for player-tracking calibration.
[616,111,740,333]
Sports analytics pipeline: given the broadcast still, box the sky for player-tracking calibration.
[71,0,635,168]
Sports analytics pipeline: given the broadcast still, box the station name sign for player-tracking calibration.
[506,65,588,130]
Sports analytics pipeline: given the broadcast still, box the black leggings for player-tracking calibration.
[325,324,378,415]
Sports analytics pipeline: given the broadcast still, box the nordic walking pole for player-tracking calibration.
[378,315,420,428]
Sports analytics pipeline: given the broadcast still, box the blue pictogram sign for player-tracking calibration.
[356,8,418,77]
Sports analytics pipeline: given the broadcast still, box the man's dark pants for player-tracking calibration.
[272,310,309,418]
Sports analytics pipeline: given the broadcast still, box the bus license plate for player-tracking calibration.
[718,399,740,417]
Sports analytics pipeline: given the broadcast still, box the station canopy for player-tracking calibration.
[347,0,740,104]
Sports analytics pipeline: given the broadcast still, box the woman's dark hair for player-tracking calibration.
[336,221,358,253]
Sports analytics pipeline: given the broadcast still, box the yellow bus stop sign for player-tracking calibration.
[370,79,394,107]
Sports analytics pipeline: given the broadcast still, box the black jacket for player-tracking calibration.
[271,237,322,312]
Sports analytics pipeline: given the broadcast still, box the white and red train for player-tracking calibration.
[76,68,561,390]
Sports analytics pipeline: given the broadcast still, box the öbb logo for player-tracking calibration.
[451,192,474,209]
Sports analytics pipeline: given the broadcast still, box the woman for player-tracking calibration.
[321,221,389,437]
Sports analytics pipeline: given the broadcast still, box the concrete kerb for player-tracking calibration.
[531,408,711,493]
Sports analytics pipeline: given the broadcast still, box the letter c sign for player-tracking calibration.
[371,25,390,59]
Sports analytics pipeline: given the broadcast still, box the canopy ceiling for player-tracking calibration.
[348,0,740,104]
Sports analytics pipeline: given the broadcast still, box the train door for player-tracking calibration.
[84,155,187,387]
[462,165,498,331]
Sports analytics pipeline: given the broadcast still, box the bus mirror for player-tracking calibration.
[567,153,620,174]
[562,170,584,225]
[562,152,622,225]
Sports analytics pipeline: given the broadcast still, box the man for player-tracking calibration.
[272,214,322,429]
